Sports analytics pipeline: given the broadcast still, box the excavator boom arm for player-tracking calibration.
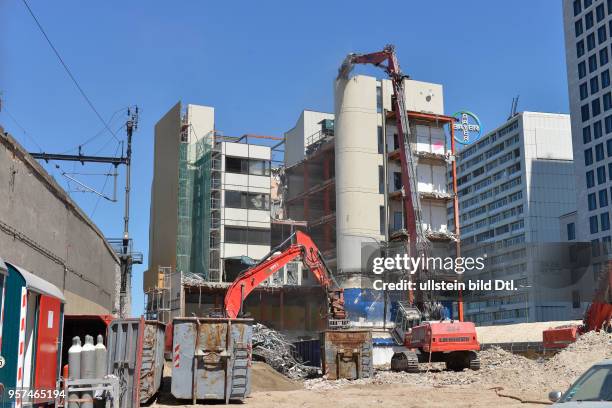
[224,231,345,320]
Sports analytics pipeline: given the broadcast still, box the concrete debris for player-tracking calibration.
[252,323,318,380]
[305,331,612,398]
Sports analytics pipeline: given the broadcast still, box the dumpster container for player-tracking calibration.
[171,317,253,404]
[320,330,372,380]
[106,317,165,408]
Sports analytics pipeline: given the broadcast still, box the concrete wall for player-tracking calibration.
[0,128,120,314]
[145,102,182,291]
[335,75,385,273]
[284,110,334,167]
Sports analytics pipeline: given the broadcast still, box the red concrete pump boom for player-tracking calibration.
[224,231,346,320]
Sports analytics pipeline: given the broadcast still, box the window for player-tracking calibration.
[608,138,612,156]
[587,32,596,50]
[589,54,598,72]
[596,143,605,160]
[379,206,385,235]
[567,222,576,241]
[574,0,581,15]
[590,215,599,233]
[609,0,612,14]
[597,3,605,21]
[597,165,607,184]
[586,147,594,165]
[377,126,384,154]
[376,85,382,113]
[606,115,612,133]
[605,93,612,111]
[593,98,602,116]
[584,0,592,8]
[393,211,402,231]
[378,165,384,194]
[579,61,587,78]
[598,25,607,44]
[587,170,595,187]
[585,125,593,143]
[576,19,584,36]
[572,290,581,309]
[594,120,603,138]
[393,133,400,150]
[580,82,589,100]
[601,47,609,65]
[224,190,270,211]
[224,226,270,245]
[608,162,612,178]
[600,189,609,207]
[591,76,600,93]
[249,159,271,176]
[225,157,271,176]
[582,103,591,121]
[586,11,594,30]
[578,40,586,58]
[602,212,610,231]
[589,192,597,210]
[603,69,611,88]
[393,172,402,191]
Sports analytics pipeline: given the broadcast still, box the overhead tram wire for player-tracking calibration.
[21,0,119,142]
[91,140,123,217]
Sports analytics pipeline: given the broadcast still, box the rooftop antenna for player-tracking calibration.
[508,95,520,120]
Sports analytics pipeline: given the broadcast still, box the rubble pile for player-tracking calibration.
[305,331,612,395]
[544,330,612,386]
[252,323,318,380]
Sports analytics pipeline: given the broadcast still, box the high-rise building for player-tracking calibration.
[563,0,612,243]
[455,112,577,324]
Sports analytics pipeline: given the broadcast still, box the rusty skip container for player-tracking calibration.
[320,330,373,380]
[171,317,253,404]
[106,318,165,408]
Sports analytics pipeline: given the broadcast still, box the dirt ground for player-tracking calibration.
[154,363,546,408]
[153,332,611,407]
[245,384,543,408]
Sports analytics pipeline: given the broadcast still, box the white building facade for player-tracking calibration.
[455,112,577,324]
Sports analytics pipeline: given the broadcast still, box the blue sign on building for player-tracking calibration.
[452,111,482,145]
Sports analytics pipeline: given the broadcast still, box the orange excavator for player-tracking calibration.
[543,260,612,349]
[223,230,347,325]
[339,45,480,372]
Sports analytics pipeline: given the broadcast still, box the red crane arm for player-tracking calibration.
[223,231,346,320]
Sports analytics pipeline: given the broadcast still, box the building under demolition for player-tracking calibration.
[145,73,461,335]
[282,75,457,328]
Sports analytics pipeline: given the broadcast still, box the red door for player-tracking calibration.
[34,295,61,396]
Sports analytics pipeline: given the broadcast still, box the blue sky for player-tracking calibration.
[0,1,569,316]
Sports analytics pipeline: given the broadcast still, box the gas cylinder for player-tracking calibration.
[68,337,81,408]
[94,335,107,378]
[80,335,95,408]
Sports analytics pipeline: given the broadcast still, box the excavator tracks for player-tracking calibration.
[390,351,419,373]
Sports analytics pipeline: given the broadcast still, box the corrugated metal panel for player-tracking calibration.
[171,317,252,403]
[106,318,165,408]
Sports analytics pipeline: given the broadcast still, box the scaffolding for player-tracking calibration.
[176,119,215,280]
[144,266,172,322]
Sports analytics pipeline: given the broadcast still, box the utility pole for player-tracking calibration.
[29,106,142,317]
[119,106,138,316]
